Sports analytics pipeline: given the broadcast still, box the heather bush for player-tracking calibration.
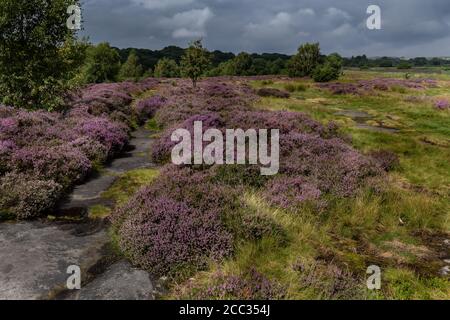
[434,99,449,110]
[257,88,290,98]
[0,78,158,219]
[152,113,224,163]
[0,172,62,219]
[11,145,92,186]
[74,117,129,156]
[294,260,365,299]
[115,196,233,277]
[181,269,286,300]
[369,150,400,172]
[135,95,167,122]
[279,133,382,197]
[240,213,288,244]
[68,137,108,163]
[264,176,322,209]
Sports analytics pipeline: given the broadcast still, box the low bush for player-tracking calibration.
[179,269,286,300]
[0,79,159,219]
[369,150,400,172]
[257,88,290,98]
[284,83,307,92]
[0,172,62,219]
[115,196,233,277]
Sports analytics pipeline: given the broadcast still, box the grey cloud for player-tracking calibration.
[80,0,450,57]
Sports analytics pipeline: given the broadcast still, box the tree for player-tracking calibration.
[0,0,86,110]
[288,43,321,78]
[118,50,143,81]
[154,58,180,78]
[81,43,121,83]
[180,39,211,87]
[232,52,253,76]
[312,53,343,82]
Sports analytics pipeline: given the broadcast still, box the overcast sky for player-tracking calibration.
[80,0,450,57]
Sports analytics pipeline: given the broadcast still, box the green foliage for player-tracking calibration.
[118,50,143,81]
[154,57,180,78]
[397,61,412,70]
[80,43,121,83]
[312,53,343,83]
[288,43,321,78]
[180,39,211,87]
[233,52,253,76]
[0,0,86,110]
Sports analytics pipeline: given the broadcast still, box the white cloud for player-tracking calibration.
[298,8,315,16]
[131,0,195,10]
[325,7,351,20]
[160,7,214,39]
[244,12,293,38]
[172,28,204,38]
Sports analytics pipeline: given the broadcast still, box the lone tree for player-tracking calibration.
[118,50,143,81]
[0,0,85,110]
[181,39,211,88]
[288,42,321,78]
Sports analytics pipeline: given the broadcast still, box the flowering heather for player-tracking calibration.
[114,78,384,279]
[179,269,286,300]
[152,113,224,163]
[316,82,362,95]
[278,132,381,197]
[0,79,159,219]
[257,88,290,99]
[154,79,257,128]
[264,176,322,209]
[368,150,400,172]
[318,78,438,95]
[74,117,129,156]
[115,196,233,277]
[11,145,92,186]
[434,99,450,110]
[0,172,62,219]
[135,95,167,122]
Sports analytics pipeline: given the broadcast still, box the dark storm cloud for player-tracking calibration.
[80,0,450,57]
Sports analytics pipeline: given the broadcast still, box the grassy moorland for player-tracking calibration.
[100,70,449,300]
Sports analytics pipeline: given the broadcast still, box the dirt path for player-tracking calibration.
[0,127,158,300]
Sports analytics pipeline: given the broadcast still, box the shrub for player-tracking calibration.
[115,196,233,277]
[181,269,286,300]
[264,176,322,209]
[434,99,449,110]
[0,172,62,219]
[74,117,129,156]
[10,145,92,186]
[284,83,307,92]
[313,54,342,83]
[240,213,287,244]
[369,150,400,172]
[135,95,167,122]
[257,88,290,98]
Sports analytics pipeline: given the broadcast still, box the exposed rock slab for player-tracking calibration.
[69,261,155,300]
[0,221,108,300]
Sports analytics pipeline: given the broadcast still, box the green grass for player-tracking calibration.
[102,168,159,206]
